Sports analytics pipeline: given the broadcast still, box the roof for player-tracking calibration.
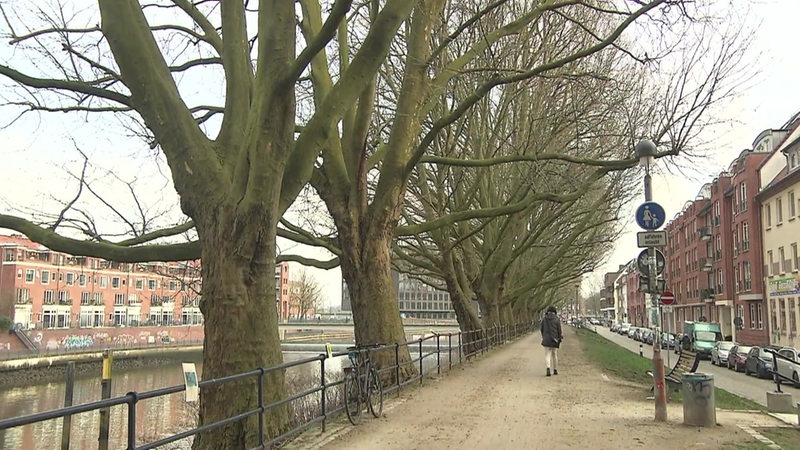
[0,234,50,251]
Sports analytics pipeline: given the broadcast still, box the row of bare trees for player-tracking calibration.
[0,1,751,447]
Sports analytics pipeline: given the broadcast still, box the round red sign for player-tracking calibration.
[660,290,675,305]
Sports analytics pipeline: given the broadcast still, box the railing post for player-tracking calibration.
[258,367,266,446]
[98,350,113,450]
[458,332,462,364]
[125,392,138,450]
[395,343,401,393]
[60,361,75,450]
[320,356,327,432]
[436,334,441,375]
[418,339,424,384]
[448,333,453,371]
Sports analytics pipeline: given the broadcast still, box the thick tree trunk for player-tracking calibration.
[192,209,288,450]
[339,227,415,380]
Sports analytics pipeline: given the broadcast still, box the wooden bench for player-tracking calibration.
[646,349,700,392]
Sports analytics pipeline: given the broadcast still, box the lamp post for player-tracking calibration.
[636,139,667,421]
[574,284,580,318]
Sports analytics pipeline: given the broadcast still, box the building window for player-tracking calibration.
[40,270,50,285]
[112,277,120,289]
[81,292,90,305]
[790,192,797,218]
[93,292,103,304]
[780,299,787,333]
[770,298,778,334]
[25,269,35,283]
[793,243,799,272]
[766,203,772,227]
[742,222,749,250]
[148,279,157,290]
[750,303,757,329]
[767,250,774,276]
[99,276,108,288]
[780,247,786,273]
[114,293,125,305]
[129,294,139,304]
[790,298,797,336]
[740,182,747,210]
[66,273,75,286]
[78,274,87,287]
[135,279,144,290]
[743,261,751,290]
[756,303,764,329]
[777,198,784,223]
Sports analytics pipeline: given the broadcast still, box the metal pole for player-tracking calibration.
[644,167,668,422]
[60,361,75,450]
[98,350,113,450]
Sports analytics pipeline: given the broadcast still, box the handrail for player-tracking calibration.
[0,320,538,449]
[763,348,798,393]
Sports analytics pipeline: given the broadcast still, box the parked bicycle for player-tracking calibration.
[344,343,385,425]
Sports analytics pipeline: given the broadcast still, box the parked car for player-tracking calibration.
[643,330,655,345]
[745,346,778,378]
[727,345,751,372]
[710,341,736,366]
[660,332,677,349]
[775,347,800,386]
[618,324,631,335]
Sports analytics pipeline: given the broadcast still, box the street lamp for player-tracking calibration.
[636,138,667,422]
[574,283,580,318]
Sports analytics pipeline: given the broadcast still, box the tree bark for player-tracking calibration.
[338,222,415,380]
[191,207,288,450]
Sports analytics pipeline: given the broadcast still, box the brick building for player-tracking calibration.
[1,234,294,329]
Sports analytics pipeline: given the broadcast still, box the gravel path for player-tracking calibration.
[307,326,786,450]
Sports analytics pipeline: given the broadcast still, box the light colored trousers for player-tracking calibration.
[544,347,559,370]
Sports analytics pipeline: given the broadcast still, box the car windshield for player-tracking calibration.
[695,331,717,342]
[759,348,775,358]
[718,342,735,351]
[737,346,752,354]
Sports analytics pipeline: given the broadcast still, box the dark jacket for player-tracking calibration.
[541,312,563,348]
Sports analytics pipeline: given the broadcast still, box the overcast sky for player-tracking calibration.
[1,1,799,308]
[587,0,800,293]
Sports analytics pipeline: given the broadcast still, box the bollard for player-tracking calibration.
[639,343,643,358]
[98,350,113,450]
[682,373,716,427]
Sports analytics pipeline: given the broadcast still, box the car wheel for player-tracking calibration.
[745,365,750,376]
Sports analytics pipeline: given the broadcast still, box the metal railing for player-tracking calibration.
[0,321,536,449]
[764,348,799,393]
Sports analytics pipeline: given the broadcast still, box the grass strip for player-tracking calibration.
[575,327,764,411]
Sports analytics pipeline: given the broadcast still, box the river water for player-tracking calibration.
[0,352,351,450]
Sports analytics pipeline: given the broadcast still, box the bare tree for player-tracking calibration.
[288,269,323,320]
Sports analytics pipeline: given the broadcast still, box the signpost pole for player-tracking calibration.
[636,139,668,422]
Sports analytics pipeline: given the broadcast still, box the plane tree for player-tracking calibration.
[0,1,749,446]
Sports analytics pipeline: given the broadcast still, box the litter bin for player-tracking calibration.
[682,372,716,427]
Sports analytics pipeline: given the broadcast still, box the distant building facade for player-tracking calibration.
[340,271,455,320]
[1,234,293,329]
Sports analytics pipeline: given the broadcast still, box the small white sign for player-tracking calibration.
[637,231,667,248]
[662,306,673,313]
[182,362,199,402]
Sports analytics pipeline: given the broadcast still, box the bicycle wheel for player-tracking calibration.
[367,367,384,418]
[344,371,363,425]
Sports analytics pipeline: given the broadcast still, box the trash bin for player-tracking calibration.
[682,373,716,427]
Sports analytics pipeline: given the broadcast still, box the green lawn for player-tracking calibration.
[723,427,800,449]
[575,328,764,411]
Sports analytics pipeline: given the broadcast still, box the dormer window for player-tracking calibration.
[791,152,798,170]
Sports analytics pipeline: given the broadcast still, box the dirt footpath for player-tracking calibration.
[301,326,786,450]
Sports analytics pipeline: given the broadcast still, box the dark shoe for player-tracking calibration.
[546,368,551,377]
[553,370,559,375]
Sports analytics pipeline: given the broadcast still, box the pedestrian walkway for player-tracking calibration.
[289,326,789,450]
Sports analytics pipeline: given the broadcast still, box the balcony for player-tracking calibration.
[701,258,713,271]
[699,227,712,241]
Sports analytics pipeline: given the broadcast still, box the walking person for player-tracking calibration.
[541,306,563,376]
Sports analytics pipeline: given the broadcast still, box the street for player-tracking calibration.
[595,327,797,407]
